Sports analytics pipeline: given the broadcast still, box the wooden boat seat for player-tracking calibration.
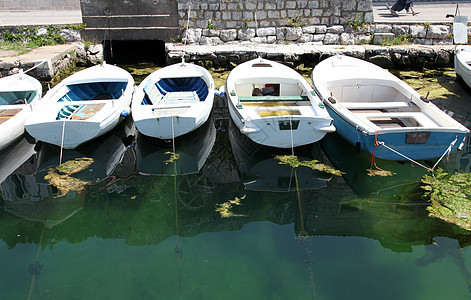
[239,95,308,102]
[343,101,413,110]
[0,108,21,125]
[355,112,438,128]
[159,91,199,104]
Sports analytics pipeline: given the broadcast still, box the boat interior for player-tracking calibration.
[0,91,37,105]
[233,81,316,118]
[59,82,128,102]
[142,77,208,105]
[327,79,441,129]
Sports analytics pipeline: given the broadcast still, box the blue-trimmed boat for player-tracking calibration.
[25,63,134,149]
[131,60,214,139]
[312,55,469,161]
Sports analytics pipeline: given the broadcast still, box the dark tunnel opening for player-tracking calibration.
[103,40,167,65]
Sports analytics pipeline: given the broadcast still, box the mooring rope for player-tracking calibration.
[430,135,458,171]
[171,116,183,299]
[59,118,67,165]
[373,133,459,173]
[289,115,295,156]
[26,225,45,300]
[23,60,47,74]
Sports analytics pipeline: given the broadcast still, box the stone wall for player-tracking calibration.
[176,0,373,29]
[0,0,80,10]
[183,23,454,46]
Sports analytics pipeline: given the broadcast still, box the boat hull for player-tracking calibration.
[25,116,123,149]
[25,64,134,149]
[0,73,42,151]
[131,62,215,140]
[228,103,334,148]
[225,57,334,149]
[326,104,467,160]
[455,45,471,88]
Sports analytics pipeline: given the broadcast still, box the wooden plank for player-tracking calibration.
[70,104,105,120]
[0,109,21,125]
[239,95,308,102]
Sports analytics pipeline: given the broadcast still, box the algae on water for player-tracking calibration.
[45,157,94,197]
[275,155,344,176]
[422,168,471,231]
[216,195,246,218]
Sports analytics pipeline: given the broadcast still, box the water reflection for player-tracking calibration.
[229,119,331,192]
[321,132,431,196]
[136,117,216,176]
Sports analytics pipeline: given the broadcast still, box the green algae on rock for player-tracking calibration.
[422,168,471,231]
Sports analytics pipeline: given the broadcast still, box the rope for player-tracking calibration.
[26,225,45,300]
[289,116,294,156]
[23,60,47,74]
[59,118,67,165]
[370,130,387,172]
[431,135,458,171]
[171,115,183,299]
[375,135,459,173]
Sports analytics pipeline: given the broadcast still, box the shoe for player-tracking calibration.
[391,10,398,16]
[412,11,420,16]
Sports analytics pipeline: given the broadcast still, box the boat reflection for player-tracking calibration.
[321,132,431,196]
[136,117,216,176]
[35,117,135,183]
[0,135,82,228]
[229,118,331,192]
[294,184,471,252]
[0,134,36,184]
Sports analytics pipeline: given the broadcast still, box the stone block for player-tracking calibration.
[307,1,319,9]
[340,33,355,45]
[426,25,450,39]
[313,34,325,42]
[303,26,317,34]
[238,28,256,40]
[324,33,340,44]
[267,36,277,44]
[374,24,392,33]
[257,27,276,36]
[410,25,426,38]
[268,10,280,19]
[326,25,344,34]
[392,25,410,36]
[286,1,297,9]
[285,27,303,41]
[373,33,395,45]
[220,29,237,42]
[298,34,313,43]
[245,2,257,10]
[199,36,223,46]
[250,37,267,43]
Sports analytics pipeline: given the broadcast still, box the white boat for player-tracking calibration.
[225,57,335,148]
[25,63,134,149]
[131,60,214,139]
[455,45,471,88]
[312,55,469,161]
[0,71,42,150]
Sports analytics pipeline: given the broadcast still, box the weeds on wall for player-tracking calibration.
[346,13,366,31]
[0,25,76,55]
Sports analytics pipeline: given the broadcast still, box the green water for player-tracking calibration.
[2,66,471,299]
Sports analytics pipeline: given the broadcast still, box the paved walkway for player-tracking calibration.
[1,2,471,26]
[373,1,471,23]
[0,10,82,26]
